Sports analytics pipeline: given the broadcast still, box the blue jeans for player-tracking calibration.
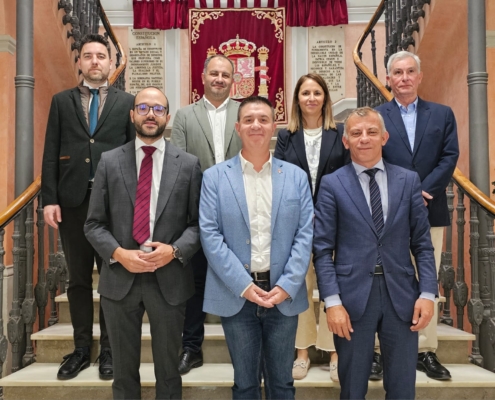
[221,283,298,400]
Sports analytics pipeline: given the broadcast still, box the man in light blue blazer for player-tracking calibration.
[314,107,438,399]
[200,96,313,400]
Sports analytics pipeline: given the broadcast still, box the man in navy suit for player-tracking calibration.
[375,51,459,380]
[314,107,438,399]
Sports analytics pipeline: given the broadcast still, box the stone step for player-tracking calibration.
[32,322,474,365]
[2,362,494,400]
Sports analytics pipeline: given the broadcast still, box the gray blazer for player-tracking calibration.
[170,98,242,172]
[84,140,202,305]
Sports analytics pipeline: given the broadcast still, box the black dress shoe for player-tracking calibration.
[57,348,90,380]
[96,347,113,380]
[178,349,203,374]
[369,352,383,381]
[417,352,451,380]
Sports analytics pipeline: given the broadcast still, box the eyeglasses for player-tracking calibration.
[135,103,168,117]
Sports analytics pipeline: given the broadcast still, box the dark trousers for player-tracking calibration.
[59,188,109,349]
[182,247,207,353]
[102,273,186,400]
[335,275,418,400]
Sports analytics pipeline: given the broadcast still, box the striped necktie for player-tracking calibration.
[364,168,384,265]
[133,146,156,245]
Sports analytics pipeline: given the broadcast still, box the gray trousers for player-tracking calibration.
[102,272,186,400]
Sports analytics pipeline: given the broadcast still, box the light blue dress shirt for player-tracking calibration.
[395,97,418,151]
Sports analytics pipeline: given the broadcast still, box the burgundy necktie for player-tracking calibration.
[133,146,157,245]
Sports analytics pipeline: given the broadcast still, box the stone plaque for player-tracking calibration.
[308,26,345,102]
[128,29,165,95]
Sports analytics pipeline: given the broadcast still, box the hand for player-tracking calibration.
[44,205,62,229]
[327,305,353,341]
[243,284,274,308]
[422,191,433,207]
[265,285,290,305]
[112,247,156,273]
[138,242,174,267]
[410,298,434,331]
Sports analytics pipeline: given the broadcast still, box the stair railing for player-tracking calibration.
[354,0,495,370]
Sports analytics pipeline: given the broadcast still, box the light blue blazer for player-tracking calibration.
[200,155,314,317]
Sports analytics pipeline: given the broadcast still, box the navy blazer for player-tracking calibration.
[376,98,459,227]
[274,124,350,202]
[313,162,438,323]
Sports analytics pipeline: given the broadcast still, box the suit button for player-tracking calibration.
[244,264,249,270]
[378,243,382,247]
[85,158,90,163]
[246,239,250,244]
[90,139,95,143]
[369,272,373,277]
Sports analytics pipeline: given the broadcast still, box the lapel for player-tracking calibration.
[70,87,90,135]
[271,158,286,233]
[291,129,310,174]
[118,141,138,205]
[154,143,181,223]
[316,127,338,183]
[93,86,118,136]
[412,98,431,158]
[387,100,412,154]
[338,164,377,236]
[382,162,406,237]
[225,155,250,229]
[223,99,237,155]
[193,100,215,153]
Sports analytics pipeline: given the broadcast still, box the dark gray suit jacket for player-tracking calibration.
[84,140,202,305]
[41,86,135,208]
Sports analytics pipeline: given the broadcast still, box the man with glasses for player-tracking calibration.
[41,34,135,380]
[85,87,202,399]
[171,54,242,374]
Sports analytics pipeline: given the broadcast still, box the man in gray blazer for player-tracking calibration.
[85,87,202,399]
[41,34,134,380]
[171,54,242,373]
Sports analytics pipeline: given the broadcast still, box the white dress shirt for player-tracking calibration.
[135,136,166,253]
[240,151,273,274]
[204,96,229,164]
[303,127,323,194]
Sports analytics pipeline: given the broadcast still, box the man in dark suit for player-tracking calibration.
[314,107,438,399]
[41,34,135,380]
[171,54,242,374]
[375,50,459,380]
[85,87,202,399]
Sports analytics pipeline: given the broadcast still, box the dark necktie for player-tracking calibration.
[133,146,157,245]
[89,88,99,136]
[364,168,384,265]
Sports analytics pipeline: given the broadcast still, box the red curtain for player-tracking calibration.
[133,0,189,30]
[133,0,347,29]
[286,0,348,27]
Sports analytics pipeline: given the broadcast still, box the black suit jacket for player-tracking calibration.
[274,124,350,202]
[41,86,135,208]
[84,141,202,305]
[376,98,459,227]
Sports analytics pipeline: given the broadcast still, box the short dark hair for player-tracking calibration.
[78,34,112,59]
[203,54,235,75]
[237,96,275,122]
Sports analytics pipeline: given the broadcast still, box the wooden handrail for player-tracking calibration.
[0,175,41,228]
[453,168,495,216]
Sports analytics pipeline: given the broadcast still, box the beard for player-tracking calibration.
[83,70,109,85]
[136,120,166,139]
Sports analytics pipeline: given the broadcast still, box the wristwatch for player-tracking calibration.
[172,245,182,262]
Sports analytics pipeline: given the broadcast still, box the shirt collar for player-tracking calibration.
[395,97,418,113]
[82,80,108,89]
[239,151,272,173]
[135,136,166,153]
[204,95,230,111]
[352,159,385,176]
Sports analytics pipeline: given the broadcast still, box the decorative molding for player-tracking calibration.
[0,35,16,55]
[348,6,384,24]
[332,97,357,116]
[487,31,495,48]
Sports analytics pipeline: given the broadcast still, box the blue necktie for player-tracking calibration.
[89,88,99,136]
[365,168,384,265]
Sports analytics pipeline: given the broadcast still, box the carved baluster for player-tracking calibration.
[365,81,371,107]
[57,232,68,294]
[8,216,25,373]
[486,215,495,350]
[453,189,468,330]
[371,30,377,78]
[468,203,484,366]
[387,0,394,64]
[93,1,100,34]
[58,0,74,25]
[0,230,9,385]
[47,227,60,326]
[35,196,48,330]
[440,181,454,326]
[384,0,390,69]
